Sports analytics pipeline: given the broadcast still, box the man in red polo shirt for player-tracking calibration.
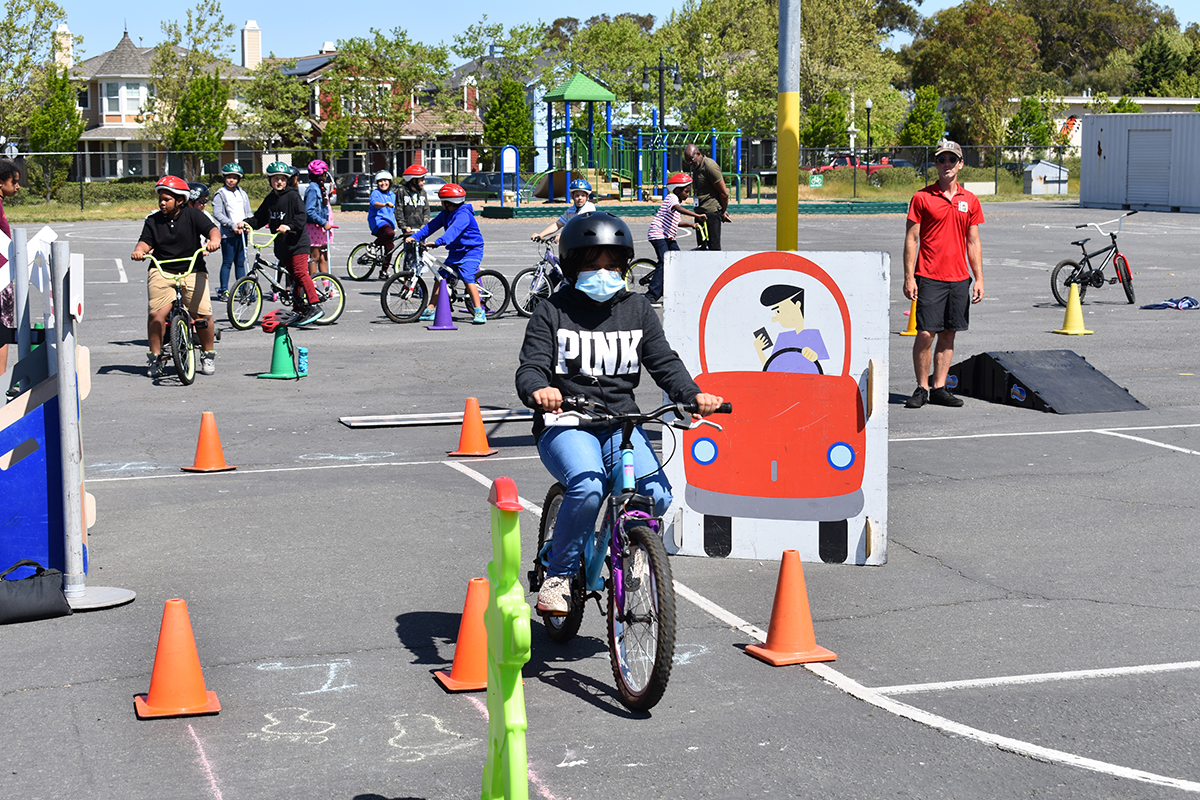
[902,140,984,408]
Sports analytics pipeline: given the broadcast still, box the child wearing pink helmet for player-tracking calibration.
[304,160,335,275]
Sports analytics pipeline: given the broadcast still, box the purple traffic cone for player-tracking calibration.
[427,278,458,331]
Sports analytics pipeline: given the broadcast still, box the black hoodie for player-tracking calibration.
[515,285,700,439]
[245,185,310,261]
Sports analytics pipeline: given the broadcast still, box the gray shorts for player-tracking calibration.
[915,276,971,332]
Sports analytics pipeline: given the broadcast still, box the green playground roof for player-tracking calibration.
[543,72,616,103]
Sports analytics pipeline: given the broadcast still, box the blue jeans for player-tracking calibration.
[537,424,672,578]
[648,238,678,300]
[220,235,247,292]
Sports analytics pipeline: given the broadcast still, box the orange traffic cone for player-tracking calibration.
[434,577,489,691]
[181,411,236,472]
[899,298,918,336]
[448,398,498,457]
[134,598,222,718]
[746,550,837,666]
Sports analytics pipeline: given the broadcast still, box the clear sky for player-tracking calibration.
[63,0,1200,63]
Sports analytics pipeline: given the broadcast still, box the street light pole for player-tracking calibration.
[865,98,872,165]
[641,50,681,132]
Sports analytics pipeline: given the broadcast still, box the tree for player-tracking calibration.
[1130,26,1191,95]
[1004,95,1057,156]
[799,92,850,147]
[480,76,536,170]
[910,0,1040,146]
[324,28,450,151]
[141,0,236,178]
[0,0,75,145]
[1084,92,1142,112]
[547,14,657,125]
[898,86,946,146]
[27,66,84,201]
[165,70,229,176]
[237,58,316,151]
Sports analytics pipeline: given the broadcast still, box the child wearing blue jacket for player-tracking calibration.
[368,170,398,264]
[406,183,488,324]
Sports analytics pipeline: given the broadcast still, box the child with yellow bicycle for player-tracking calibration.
[130,176,221,377]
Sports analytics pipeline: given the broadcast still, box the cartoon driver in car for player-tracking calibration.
[753,284,828,374]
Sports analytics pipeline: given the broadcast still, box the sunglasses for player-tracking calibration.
[935,155,961,165]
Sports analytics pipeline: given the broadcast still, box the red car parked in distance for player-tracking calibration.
[807,154,894,176]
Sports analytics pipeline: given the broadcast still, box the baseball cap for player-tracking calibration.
[934,140,963,159]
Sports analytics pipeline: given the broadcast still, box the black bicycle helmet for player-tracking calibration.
[187,182,210,203]
[558,211,635,275]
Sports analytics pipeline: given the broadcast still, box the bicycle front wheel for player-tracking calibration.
[380,272,430,323]
[475,269,511,317]
[346,243,379,281]
[311,273,345,324]
[227,277,263,330]
[512,267,553,318]
[1115,254,1135,304]
[534,483,585,643]
[608,525,675,711]
[626,259,658,296]
[1051,259,1087,307]
[170,314,196,385]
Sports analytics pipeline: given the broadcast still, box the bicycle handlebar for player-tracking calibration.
[558,396,732,424]
[247,230,281,250]
[145,248,206,281]
[1075,209,1137,232]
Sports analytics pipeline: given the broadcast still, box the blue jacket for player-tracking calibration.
[304,182,329,226]
[367,188,397,233]
[413,204,484,266]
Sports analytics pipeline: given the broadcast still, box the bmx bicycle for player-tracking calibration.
[1051,210,1137,306]
[528,396,732,711]
[626,219,711,297]
[379,242,510,323]
[227,231,346,330]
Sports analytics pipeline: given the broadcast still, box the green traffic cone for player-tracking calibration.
[257,327,299,380]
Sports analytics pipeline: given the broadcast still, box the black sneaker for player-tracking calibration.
[905,386,929,408]
[929,386,964,407]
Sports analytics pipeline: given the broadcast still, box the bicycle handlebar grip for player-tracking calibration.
[715,402,733,414]
[561,396,589,411]
[1075,224,1087,228]
[1127,209,1138,215]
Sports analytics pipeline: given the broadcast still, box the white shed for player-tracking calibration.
[1080,112,1200,212]
[1023,160,1069,195]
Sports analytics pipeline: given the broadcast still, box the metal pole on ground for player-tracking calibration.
[13,228,31,360]
[777,0,801,250]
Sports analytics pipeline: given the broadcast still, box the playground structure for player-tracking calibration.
[520,72,761,207]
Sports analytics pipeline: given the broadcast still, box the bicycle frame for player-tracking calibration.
[247,231,290,293]
[1072,212,1135,282]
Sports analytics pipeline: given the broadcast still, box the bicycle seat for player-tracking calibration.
[1071,238,1090,247]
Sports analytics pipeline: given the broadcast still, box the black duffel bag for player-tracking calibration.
[0,560,74,624]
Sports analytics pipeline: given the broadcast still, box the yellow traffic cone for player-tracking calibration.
[900,298,918,336]
[1053,283,1093,335]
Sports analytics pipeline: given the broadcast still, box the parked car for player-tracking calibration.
[458,172,527,200]
[336,173,374,205]
[1002,162,1031,175]
[810,155,892,176]
[296,168,337,207]
[886,158,917,170]
[423,175,447,201]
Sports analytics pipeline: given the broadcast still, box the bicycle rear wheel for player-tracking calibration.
[1051,259,1087,307]
[532,483,585,643]
[512,267,552,318]
[475,269,511,317]
[346,243,380,281]
[227,277,263,330]
[170,313,196,385]
[1115,254,1135,304]
[380,272,430,323]
[311,273,346,324]
[608,525,674,711]
[626,259,657,296]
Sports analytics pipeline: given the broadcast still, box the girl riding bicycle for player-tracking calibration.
[515,211,722,615]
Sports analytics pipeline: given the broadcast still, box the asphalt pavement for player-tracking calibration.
[2,201,1199,799]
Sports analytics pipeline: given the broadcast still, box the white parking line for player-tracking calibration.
[115,257,127,283]
[892,422,1200,443]
[874,660,1200,695]
[1094,429,1200,456]
[438,459,1200,794]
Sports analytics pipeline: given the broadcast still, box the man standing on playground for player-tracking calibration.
[683,144,732,250]
[902,140,984,409]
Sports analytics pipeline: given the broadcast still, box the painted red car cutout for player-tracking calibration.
[684,252,866,521]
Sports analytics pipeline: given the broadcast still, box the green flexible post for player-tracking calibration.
[481,477,531,800]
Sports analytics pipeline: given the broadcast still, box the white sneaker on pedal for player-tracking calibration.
[536,575,571,615]
[199,351,216,375]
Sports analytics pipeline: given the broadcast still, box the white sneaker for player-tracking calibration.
[536,575,571,615]
[199,351,216,375]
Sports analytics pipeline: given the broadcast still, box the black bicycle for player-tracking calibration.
[626,219,710,296]
[1051,211,1137,306]
[228,232,347,330]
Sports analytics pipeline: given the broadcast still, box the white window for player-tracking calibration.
[105,83,119,113]
[125,83,142,113]
[424,142,468,176]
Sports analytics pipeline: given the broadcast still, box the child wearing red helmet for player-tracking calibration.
[405,183,488,324]
[645,172,706,303]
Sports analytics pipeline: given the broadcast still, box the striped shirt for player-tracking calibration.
[647,194,682,241]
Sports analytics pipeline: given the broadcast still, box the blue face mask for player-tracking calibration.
[574,269,626,302]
